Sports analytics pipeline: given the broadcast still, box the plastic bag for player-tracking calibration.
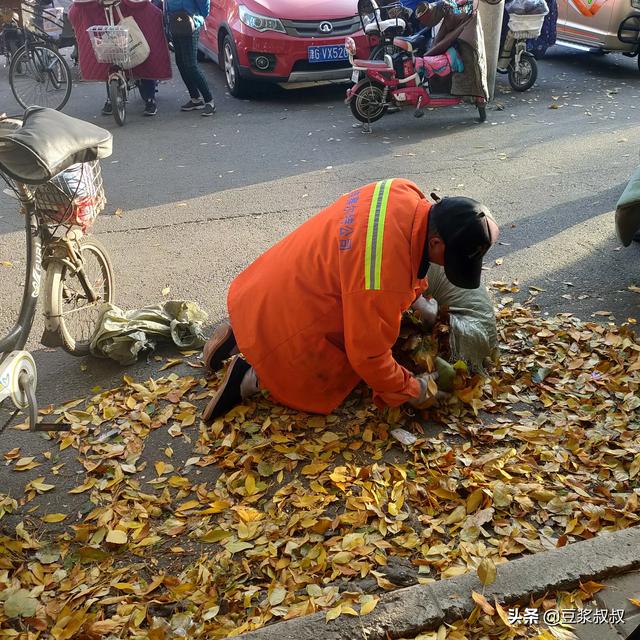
[90,300,209,365]
[505,0,548,15]
[424,264,497,372]
[35,162,105,231]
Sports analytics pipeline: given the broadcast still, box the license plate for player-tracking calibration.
[308,45,348,63]
[351,69,360,82]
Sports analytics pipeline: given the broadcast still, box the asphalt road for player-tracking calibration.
[0,44,639,445]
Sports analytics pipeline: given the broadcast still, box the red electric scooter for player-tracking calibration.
[345,0,488,129]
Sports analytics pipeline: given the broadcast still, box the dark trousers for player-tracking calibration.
[138,79,157,102]
[173,30,212,103]
[105,79,157,102]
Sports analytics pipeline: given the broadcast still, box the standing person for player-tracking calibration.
[166,0,214,116]
[201,179,499,422]
[528,0,558,58]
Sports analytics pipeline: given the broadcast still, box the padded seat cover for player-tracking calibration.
[0,107,112,185]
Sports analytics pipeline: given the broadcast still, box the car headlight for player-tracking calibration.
[239,5,286,33]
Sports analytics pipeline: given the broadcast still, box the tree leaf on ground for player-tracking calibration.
[477,559,497,587]
[4,590,38,618]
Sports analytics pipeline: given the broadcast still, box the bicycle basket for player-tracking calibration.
[508,12,547,39]
[34,161,106,232]
[87,24,130,66]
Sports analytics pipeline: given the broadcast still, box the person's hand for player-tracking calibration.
[408,371,453,409]
[408,372,439,408]
[411,296,438,328]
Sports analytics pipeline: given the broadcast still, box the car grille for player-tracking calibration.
[281,16,361,38]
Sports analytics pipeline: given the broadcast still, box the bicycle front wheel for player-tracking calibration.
[9,44,72,111]
[44,236,115,356]
[109,77,127,126]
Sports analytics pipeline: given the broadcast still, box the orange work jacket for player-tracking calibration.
[227,178,431,414]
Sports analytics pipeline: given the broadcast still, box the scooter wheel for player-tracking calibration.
[477,105,487,123]
[350,82,388,124]
[508,51,537,92]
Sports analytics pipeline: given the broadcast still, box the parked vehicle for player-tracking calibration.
[0,107,114,432]
[616,163,640,245]
[87,21,137,126]
[357,0,433,59]
[198,0,369,98]
[554,0,640,69]
[497,0,548,91]
[2,0,75,111]
[345,0,488,128]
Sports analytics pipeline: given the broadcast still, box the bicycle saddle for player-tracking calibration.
[0,107,112,185]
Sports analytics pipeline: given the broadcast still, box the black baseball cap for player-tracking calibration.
[429,196,497,289]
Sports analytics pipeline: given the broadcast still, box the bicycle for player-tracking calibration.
[87,9,139,126]
[4,0,74,111]
[0,107,114,432]
[497,6,548,92]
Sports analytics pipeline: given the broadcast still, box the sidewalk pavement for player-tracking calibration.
[235,527,640,640]
[575,570,640,640]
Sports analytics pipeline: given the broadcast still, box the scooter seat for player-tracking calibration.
[0,107,112,185]
[352,58,394,70]
[364,17,406,34]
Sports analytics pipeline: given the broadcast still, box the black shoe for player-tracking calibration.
[102,101,113,116]
[201,102,216,117]
[202,356,251,423]
[144,100,157,116]
[203,321,238,371]
[181,98,204,111]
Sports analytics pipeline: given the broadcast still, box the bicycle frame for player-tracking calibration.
[0,182,100,430]
[0,189,42,355]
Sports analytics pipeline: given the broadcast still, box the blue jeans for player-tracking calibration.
[173,30,212,103]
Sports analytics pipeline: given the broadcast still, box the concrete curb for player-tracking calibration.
[236,527,640,640]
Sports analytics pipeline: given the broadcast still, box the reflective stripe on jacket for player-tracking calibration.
[228,178,431,414]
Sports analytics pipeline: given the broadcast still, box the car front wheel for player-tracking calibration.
[222,34,250,98]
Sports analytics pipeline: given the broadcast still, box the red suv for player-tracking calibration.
[198,0,367,97]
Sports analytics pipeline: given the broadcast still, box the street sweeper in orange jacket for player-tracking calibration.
[202,178,499,421]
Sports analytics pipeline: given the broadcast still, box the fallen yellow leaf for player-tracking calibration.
[42,513,66,523]
[106,529,128,545]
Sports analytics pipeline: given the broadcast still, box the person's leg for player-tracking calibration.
[173,35,203,105]
[139,79,158,115]
[138,79,156,101]
[202,356,260,423]
[102,81,112,115]
[188,30,213,105]
[203,320,239,370]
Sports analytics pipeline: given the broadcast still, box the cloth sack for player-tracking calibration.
[90,300,208,365]
[615,164,640,247]
[425,264,497,371]
[107,5,150,69]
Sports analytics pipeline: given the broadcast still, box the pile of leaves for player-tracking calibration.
[1,290,639,639]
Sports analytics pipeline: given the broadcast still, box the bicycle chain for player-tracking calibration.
[0,405,20,435]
